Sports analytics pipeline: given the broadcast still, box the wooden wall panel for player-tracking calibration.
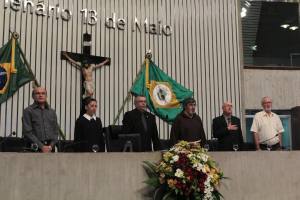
[0,0,242,140]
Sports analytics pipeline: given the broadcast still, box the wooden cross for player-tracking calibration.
[61,51,110,115]
[61,51,110,97]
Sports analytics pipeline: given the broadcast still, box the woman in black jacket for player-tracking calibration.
[74,97,105,152]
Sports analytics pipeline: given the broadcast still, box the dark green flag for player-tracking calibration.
[0,37,34,104]
[131,58,193,123]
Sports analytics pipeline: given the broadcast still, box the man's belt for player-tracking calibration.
[259,142,280,150]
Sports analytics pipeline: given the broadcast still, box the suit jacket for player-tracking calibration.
[212,115,243,151]
[122,109,161,152]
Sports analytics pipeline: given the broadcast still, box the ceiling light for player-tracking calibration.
[241,7,247,18]
[280,24,290,29]
[251,45,257,51]
[289,26,299,31]
[245,1,251,7]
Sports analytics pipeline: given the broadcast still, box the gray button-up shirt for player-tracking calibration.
[22,102,59,149]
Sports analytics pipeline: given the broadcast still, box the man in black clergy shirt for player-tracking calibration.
[212,101,243,151]
[122,95,161,152]
[170,98,206,146]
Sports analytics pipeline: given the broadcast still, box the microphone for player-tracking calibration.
[7,131,16,137]
[31,143,39,152]
[22,143,39,152]
[260,133,279,144]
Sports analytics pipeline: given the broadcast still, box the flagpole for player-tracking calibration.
[112,52,152,125]
[12,32,66,140]
[12,32,39,87]
[112,66,143,125]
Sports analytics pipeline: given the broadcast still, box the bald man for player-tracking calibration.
[122,95,161,152]
[22,87,59,153]
[212,101,243,151]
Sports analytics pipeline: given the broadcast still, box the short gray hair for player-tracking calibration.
[32,87,47,98]
[261,96,272,104]
[134,95,146,104]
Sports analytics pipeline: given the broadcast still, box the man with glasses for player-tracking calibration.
[22,87,59,153]
[213,101,243,151]
[122,95,161,151]
[170,98,206,146]
[251,96,284,151]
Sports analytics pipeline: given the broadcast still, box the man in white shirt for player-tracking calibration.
[251,96,284,150]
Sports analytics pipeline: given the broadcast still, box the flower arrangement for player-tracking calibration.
[143,141,224,200]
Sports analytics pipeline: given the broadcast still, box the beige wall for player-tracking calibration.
[244,68,300,110]
[0,152,300,200]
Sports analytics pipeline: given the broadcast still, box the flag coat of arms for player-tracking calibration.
[131,58,193,123]
[0,37,34,104]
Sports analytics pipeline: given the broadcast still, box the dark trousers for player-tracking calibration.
[259,143,281,151]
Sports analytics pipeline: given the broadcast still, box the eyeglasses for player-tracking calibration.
[263,101,272,104]
[34,92,46,95]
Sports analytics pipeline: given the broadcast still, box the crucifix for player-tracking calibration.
[61,33,110,98]
[61,33,110,114]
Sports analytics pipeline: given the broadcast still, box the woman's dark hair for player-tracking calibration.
[80,97,97,116]
[83,97,97,106]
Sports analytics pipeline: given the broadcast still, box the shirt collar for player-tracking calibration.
[135,108,147,113]
[83,114,97,121]
[182,111,195,119]
[32,101,50,109]
[262,110,274,117]
[222,114,231,123]
[223,114,231,119]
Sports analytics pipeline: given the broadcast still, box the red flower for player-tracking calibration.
[175,180,184,189]
[198,181,205,192]
[197,172,208,192]
[176,153,189,166]
[184,167,195,181]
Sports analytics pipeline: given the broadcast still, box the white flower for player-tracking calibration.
[204,176,212,188]
[172,155,179,162]
[196,153,208,163]
[192,163,204,172]
[174,168,184,178]
[203,176,214,200]
[203,192,212,200]
[201,154,209,162]
[187,154,193,159]
[170,147,176,151]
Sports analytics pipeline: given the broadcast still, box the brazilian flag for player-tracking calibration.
[0,37,34,104]
[131,58,193,123]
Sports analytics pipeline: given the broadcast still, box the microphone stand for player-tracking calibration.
[260,134,279,144]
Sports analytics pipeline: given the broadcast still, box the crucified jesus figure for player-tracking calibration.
[62,52,109,97]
